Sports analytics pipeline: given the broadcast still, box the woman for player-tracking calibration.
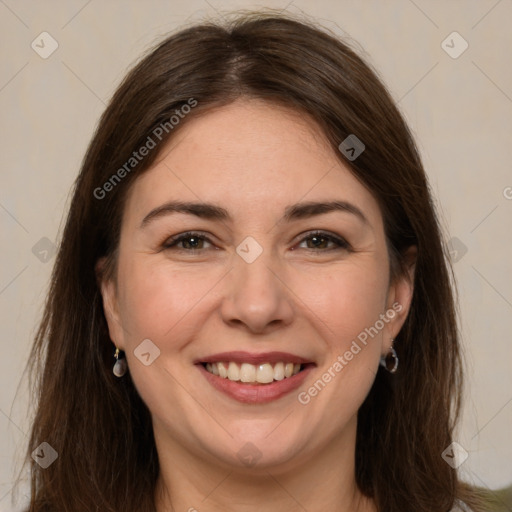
[19,10,490,512]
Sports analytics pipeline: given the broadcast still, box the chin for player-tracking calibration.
[198,427,312,472]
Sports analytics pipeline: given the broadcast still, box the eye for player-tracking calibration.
[162,231,214,251]
[295,230,350,252]
[161,230,350,253]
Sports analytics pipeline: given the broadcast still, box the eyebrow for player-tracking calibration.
[140,199,369,228]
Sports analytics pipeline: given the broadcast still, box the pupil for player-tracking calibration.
[185,237,200,249]
[310,236,326,248]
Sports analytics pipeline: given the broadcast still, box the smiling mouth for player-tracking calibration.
[201,361,310,385]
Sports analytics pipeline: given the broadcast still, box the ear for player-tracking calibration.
[382,245,417,354]
[95,257,125,350]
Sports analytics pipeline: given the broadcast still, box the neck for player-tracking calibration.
[153,417,376,512]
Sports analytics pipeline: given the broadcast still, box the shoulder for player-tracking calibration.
[451,500,474,512]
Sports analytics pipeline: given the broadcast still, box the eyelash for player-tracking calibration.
[162,230,350,253]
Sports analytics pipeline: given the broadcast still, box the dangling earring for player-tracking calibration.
[380,339,398,374]
[113,347,127,377]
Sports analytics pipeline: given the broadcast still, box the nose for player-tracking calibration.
[219,249,294,335]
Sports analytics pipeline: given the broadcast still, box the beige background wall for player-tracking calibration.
[1,0,511,509]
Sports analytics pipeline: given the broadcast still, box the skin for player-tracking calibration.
[99,98,415,512]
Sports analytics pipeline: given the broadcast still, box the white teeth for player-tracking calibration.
[204,361,304,383]
[240,363,256,382]
[256,363,274,384]
[273,362,285,381]
[227,361,240,381]
[217,361,228,378]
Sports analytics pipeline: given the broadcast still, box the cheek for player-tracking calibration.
[117,257,218,343]
[292,265,388,434]
[294,259,389,348]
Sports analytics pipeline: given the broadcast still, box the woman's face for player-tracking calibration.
[100,98,414,472]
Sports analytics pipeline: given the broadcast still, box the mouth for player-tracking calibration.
[201,361,309,384]
[195,351,315,404]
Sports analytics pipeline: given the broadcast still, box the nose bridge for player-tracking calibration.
[220,237,294,332]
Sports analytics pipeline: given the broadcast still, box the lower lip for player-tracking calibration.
[197,364,314,404]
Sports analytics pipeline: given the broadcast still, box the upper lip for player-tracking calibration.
[194,351,314,366]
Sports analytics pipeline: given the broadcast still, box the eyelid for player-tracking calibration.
[162,231,214,250]
[294,230,350,251]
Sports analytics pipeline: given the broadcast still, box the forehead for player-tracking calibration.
[122,99,383,230]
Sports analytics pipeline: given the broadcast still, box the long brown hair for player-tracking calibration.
[18,9,485,512]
